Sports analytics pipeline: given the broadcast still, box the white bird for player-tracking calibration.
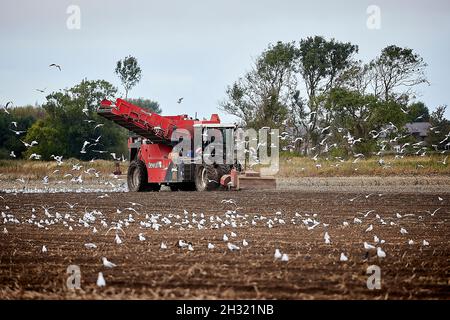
[227,242,240,251]
[423,240,429,246]
[281,254,289,262]
[324,232,331,244]
[353,218,362,224]
[42,245,47,253]
[115,234,123,244]
[365,224,373,232]
[84,243,97,249]
[400,227,408,235]
[274,249,282,260]
[408,239,414,245]
[208,243,215,249]
[178,240,188,248]
[223,234,229,241]
[395,213,402,219]
[364,242,376,250]
[160,242,167,249]
[65,202,78,209]
[9,151,16,158]
[102,257,117,268]
[138,233,146,241]
[242,239,249,247]
[3,227,8,234]
[430,208,441,216]
[374,235,380,243]
[376,247,386,258]
[230,231,237,237]
[340,253,348,262]
[96,272,106,287]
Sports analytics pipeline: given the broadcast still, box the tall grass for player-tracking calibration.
[0,154,448,181]
[0,159,123,180]
[278,154,450,177]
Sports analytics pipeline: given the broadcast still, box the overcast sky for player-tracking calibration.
[1,0,449,121]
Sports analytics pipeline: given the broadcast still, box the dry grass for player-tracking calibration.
[0,154,449,182]
[277,154,450,177]
[0,159,123,180]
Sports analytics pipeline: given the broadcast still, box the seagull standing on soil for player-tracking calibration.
[227,242,240,251]
[377,247,386,258]
[102,257,117,268]
[97,272,106,287]
[274,249,282,260]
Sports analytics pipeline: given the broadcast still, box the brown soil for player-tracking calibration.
[0,190,449,299]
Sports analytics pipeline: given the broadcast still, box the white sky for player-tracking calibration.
[1,0,449,122]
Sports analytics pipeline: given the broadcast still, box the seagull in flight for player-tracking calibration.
[10,129,26,135]
[177,97,184,104]
[49,63,61,71]
[1,101,13,113]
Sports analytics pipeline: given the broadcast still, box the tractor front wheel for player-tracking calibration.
[195,165,219,191]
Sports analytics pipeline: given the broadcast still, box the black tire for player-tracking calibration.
[195,165,219,191]
[127,160,147,192]
[169,184,179,191]
[127,160,160,192]
[217,164,232,177]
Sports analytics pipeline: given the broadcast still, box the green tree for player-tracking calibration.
[23,120,64,160]
[326,88,409,155]
[115,56,142,99]
[426,105,450,150]
[127,98,161,114]
[0,105,45,159]
[296,36,358,153]
[407,102,430,122]
[370,45,428,101]
[220,41,299,129]
[24,79,129,160]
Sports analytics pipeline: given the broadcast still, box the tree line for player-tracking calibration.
[0,56,161,160]
[220,36,449,156]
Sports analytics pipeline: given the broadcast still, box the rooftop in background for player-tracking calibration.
[405,122,432,138]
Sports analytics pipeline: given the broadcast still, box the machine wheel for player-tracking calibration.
[217,164,232,177]
[127,160,160,192]
[195,165,219,191]
[127,160,147,192]
[169,184,179,191]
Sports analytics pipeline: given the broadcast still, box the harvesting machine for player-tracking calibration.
[97,98,276,192]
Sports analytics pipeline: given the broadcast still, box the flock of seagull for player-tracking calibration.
[1,192,445,288]
[0,63,448,290]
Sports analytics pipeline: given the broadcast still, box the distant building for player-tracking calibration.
[405,122,431,141]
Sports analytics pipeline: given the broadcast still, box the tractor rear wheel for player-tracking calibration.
[128,160,147,192]
[127,160,160,192]
[195,165,219,191]
[217,164,232,177]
